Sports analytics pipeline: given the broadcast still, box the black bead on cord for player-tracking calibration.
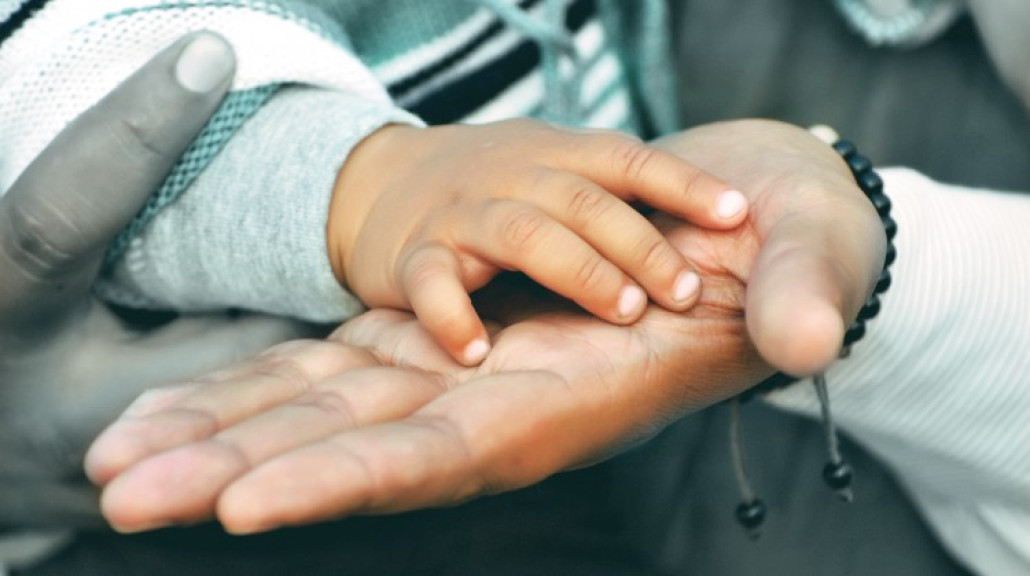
[729,137,897,538]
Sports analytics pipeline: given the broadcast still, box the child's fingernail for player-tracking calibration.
[175,33,234,93]
[673,271,701,303]
[110,520,172,534]
[617,286,646,319]
[225,521,278,536]
[716,190,748,220]
[462,339,490,365]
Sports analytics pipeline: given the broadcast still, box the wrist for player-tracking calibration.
[326,123,418,287]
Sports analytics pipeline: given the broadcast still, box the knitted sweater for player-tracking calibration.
[0,0,680,322]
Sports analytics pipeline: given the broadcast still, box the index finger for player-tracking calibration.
[0,32,235,325]
[555,130,749,229]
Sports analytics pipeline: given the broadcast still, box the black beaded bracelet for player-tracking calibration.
[729,130,897,538]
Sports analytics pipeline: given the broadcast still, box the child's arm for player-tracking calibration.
[327,120,748,365]
[96,85,423,323]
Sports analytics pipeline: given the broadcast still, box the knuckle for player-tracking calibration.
[4,198,84,279]
[263,338,364,369]
[637,235,677,272]
[572,254,608,293]
[403,250,452,293]
[410,414,489,498]
[297,390,358,428]
[498,208,548,252]
[566,185,612,226]
[677,168,704,201]
[108,113,170,165]
[610,139,658,181]
[257,355,318,396]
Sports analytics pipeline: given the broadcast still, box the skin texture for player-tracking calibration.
[86,119,885,535]
[327,120,749,365]
[0,33,311,528]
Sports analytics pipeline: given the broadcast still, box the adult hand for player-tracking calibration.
[85,119,885,534]
[0,32,310,528]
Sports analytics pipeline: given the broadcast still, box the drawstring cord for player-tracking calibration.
[814,372,855,502]
[478,0,585,125]
[729,396,766,540]
[729,371,852,540]
[727,131,895,538]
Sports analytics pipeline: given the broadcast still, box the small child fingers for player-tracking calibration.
[558,132,748,229]
[527,172,701,311]
[400,245,491,366]
[461,201,647,324]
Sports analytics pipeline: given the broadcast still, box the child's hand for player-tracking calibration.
[327,119,748,365]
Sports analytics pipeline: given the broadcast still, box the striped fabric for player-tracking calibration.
[375,0,637,132]
[0,0,643,265]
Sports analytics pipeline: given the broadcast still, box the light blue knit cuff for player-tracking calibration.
[833,0,965,47]
[103,83,280,269]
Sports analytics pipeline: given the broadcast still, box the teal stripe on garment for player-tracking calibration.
[833,0,943,45]
[103,84,280,269]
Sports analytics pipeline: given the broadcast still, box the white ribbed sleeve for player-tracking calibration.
[767,167,1030,576]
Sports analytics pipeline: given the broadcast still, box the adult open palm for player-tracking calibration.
[86,120,885,535]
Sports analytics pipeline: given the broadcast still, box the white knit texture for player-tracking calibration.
[0,0,24,23]
[0,0,391,194]
[767,167,1030,576]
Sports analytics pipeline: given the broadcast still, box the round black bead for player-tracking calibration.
[883,215,897,241]
[867,190,891,216]
[856,171,883,196]
[847,154,872,176]
[875,270,892,294]
[884,243,897,267]
[823,461,854,491]
[858,294,880,321]
[736,499,767,530]
[832,140,857,159]
[843,320,866,346]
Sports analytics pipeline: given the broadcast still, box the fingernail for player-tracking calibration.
[617,286,646,319]
[224,521,277,536]
[175,33,234,93]
[716,190,748,220]
[673,271,701,303]
[462,338,490,365]
[110,520,172,534]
